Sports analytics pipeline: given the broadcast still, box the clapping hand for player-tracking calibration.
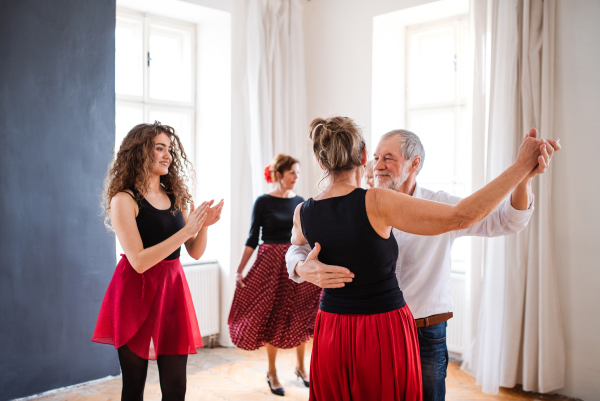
[204,199,225,227]
[184,201,209,238]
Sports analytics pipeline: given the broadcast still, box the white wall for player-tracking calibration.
[303,0,436,169]
[303,0,600,399]
[553,1,600,399]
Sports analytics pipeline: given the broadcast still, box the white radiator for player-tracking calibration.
[447,272,465,354]
[183,263,220,337]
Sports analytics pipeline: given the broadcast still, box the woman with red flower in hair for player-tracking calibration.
[228,154,321,396]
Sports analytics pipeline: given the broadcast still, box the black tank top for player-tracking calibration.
[125,189,185,260]
[300,188,405,315]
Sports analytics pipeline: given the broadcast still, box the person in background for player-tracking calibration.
[287,128,559,401]
[228,154,321,396]
[363,159,375,188]
[93,122,224,401]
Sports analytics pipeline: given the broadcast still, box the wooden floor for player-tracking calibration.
[31,345,576,401]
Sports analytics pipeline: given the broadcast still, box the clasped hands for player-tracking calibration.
[520,128,561,178]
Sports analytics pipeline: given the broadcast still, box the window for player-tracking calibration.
[406,17,471,273]
[115,9,195,158]
[115,9,196,264]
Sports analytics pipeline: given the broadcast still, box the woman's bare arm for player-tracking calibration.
[291,203,307,245]
[112,193,208,273]
[367,136,546,236]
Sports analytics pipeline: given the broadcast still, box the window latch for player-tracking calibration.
[147,52,152,67]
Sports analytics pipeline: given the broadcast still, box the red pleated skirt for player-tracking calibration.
[310,306,422,401]
[92,255,203,360]
[228,243,322,350]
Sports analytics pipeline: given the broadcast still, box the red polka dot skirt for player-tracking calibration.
[228,243,322,350]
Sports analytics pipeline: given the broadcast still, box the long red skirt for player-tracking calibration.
[92,255,203,360]
[228,243,322,350]
[310,306,422,401]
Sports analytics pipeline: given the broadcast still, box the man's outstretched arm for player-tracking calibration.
[285,243,354,288]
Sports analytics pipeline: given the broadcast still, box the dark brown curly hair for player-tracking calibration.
[103,121,195,229]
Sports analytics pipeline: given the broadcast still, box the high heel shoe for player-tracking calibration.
[295,367,309,388]
[267,374,285,396]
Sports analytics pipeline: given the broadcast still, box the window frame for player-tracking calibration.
[116,8,197,161]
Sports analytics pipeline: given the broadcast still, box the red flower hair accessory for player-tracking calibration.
[264,165,273,183]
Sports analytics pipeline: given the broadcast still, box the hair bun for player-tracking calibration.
[309,117,365,184]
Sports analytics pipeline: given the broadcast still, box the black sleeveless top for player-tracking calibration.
[125,189,185,260]
[300,188,405,315]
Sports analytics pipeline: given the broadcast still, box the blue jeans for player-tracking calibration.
[418,321,448,401]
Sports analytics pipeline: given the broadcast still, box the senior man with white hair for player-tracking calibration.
[286,128,559,401]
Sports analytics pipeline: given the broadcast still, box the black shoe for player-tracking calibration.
[295,367,309,388]
[267,374,285,396]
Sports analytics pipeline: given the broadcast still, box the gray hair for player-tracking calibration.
[379,129,425,174]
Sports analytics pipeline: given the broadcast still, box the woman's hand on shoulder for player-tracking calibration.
[291,202,307,245]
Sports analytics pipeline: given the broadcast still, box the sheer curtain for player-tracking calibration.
[246,0,313,200]
[462,0,565,394]
[225,0,311,346]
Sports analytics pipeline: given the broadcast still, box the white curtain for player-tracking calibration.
[224,0,311,346]
[246,0,313,200]
[462,0,565,394]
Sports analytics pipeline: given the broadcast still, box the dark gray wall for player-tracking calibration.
[0,0,118,399]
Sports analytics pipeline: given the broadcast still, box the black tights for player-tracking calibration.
[117,345,188,401]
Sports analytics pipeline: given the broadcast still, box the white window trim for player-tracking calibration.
[405,15,468,114]
[116,8,197,105]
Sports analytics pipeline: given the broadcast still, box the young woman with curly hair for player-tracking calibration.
[92,122,224,401]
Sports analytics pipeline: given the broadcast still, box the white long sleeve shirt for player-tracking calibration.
[285,185,534,319]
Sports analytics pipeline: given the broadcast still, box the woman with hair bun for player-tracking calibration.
[93,122,224,400]
[293,116,549,400]
[228,154,321,396]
